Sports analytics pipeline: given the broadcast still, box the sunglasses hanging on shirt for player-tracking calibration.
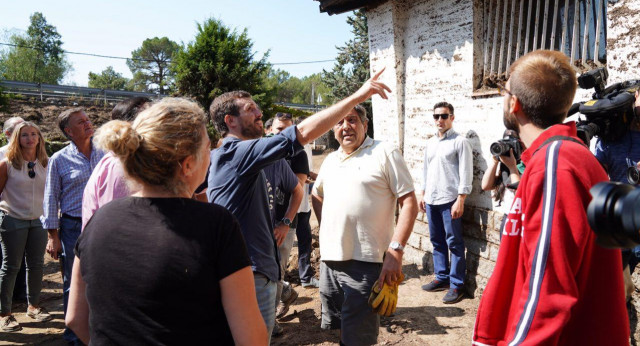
[27,161,36,179]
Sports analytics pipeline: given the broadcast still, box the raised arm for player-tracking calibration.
[482,157,500,191]
[295,69,390,145]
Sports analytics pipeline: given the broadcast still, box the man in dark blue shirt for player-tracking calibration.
[207,69,390,341]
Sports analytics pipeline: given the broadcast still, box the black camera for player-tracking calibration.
[570,67,640,147]
[628,166,640,185]
[490,135,523,161]
[588,182,640,248]
[578,67,608,98]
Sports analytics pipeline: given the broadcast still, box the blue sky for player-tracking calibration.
[0,0,352,86]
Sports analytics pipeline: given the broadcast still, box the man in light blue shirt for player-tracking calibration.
[420,101,473,304]
[42,108,104,345]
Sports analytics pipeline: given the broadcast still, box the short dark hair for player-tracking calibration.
[111,97,151,121]
[264,118,273,129]
[209,91,252,136]
[433,101,454,114]
[58,107,84,139]
[354,105,367,123]
[508,50,577,128]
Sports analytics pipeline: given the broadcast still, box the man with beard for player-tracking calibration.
[207,70,390,342]
[472,50,629,345]
[420,101,472,304]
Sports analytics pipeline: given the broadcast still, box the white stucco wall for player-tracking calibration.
[366,0,640,296]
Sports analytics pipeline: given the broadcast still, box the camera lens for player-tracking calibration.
[627,166,640,184]
[588,182,640,248]
[490,142,509,156]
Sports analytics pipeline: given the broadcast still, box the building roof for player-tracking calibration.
[314,0,387,15]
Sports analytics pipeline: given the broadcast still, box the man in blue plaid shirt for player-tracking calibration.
[42,107,104,345]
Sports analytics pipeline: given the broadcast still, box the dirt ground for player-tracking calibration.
[0,222,479,346]
[0,147,480,346]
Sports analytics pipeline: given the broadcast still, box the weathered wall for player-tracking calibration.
[367,0,640,297]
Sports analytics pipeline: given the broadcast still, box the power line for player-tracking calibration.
[0,42,336,66]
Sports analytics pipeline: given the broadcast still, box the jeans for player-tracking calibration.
[426,200,466,289]
[276,227,296,305]
[0,216,47,314]
[296,211,314,283]
[60,216,81,342]
[253,272,276,345]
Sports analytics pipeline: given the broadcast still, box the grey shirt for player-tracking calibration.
[422,128,473,205]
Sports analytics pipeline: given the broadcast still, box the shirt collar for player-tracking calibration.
[68,138,96,158]
[434,128,457,140]
[338,136,374,161]
[520,121,578,165]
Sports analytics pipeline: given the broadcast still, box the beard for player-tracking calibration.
[503,109,519,133]
[240,123,263,139]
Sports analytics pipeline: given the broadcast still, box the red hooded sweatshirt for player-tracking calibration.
[473,122,629,346]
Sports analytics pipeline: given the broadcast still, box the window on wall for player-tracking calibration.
[473,0,607,92]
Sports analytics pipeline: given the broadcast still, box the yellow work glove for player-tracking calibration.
[367,273,404,317]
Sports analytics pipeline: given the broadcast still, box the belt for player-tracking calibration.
[61,213,82,221]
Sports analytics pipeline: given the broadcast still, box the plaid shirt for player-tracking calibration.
[41,141,105,229]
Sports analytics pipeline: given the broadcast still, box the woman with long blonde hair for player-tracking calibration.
[0,121,51,332]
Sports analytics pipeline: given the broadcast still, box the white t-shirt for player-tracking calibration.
[313,137,415,263]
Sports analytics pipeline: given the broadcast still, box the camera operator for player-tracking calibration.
[481,129,522,238]
[594,90,640,303]
[472,50,629,345]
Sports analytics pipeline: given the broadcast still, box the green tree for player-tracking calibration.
[126,37,180,94]
[292,73,332,105]
[173,18,270,108]
[88,66,130,90]
[322,10,371,135]
[0,12,71,84]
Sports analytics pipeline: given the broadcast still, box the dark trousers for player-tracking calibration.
[0,248,26,301]
[296,211,314,282]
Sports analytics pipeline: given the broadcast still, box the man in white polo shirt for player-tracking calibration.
[312,105,418,346]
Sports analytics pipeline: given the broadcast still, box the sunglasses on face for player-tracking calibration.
[433,113,451,120]
[275,112,292,120]
[27,161,36,179]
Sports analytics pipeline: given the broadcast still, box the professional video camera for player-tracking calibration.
[490,133,523,161]
[588,182,640,248]
[569,67,640,147]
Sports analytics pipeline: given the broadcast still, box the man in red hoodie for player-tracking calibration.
[472,50,629,345]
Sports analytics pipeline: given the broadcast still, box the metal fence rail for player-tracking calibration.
[0,80,163,102]
[1,80,327,111]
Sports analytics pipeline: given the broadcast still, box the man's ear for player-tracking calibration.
[224,114,235,130]
[64,126,73,139]
[450,114,455,122]
[509,95,521,114]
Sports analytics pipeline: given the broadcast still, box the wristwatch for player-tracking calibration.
[389,241,404,251]
[281,218,292,226]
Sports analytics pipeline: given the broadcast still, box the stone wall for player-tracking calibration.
[366,0,640,297]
